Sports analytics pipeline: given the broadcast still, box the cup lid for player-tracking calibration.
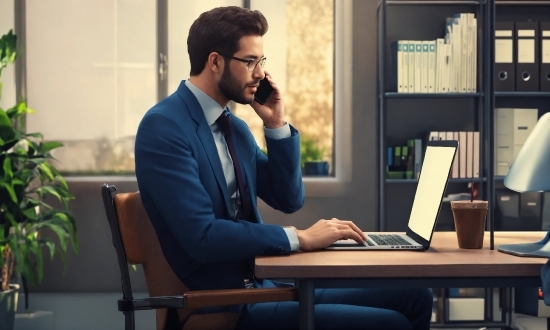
[451,200,488,209]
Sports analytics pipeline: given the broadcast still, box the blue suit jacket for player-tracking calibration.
[135,81,305,294]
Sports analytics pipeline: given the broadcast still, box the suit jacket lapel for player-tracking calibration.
[177,83,232,216]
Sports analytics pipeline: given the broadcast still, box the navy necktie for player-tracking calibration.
[216,111,253,220]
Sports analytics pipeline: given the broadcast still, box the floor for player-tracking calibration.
[12,293,549,330]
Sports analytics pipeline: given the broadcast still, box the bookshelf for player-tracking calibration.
[377,0,495,327]
[378,0,550,326]
[377,0,490,233]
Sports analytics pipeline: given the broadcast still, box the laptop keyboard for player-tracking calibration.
[368,234,412,246]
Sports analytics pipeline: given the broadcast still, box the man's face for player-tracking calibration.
[218,35,265,104]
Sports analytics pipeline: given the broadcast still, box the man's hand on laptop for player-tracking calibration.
[292,218,366,251]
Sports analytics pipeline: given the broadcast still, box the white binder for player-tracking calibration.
[397,41,404,93]
[402,41,409,93]
[459,131,467,178]
[466,131,474,178]
[414,41,422,93]
[435,39,444,93]
[428,40,436,93]
[408,40,416,92]
[421,41,429,93]
[473,131,480,178]
[452,132,460,178]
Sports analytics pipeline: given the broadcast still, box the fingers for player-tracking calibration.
[326,218,366,240]
[340,221,366,240]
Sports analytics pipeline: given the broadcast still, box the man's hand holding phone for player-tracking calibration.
[251,71,285,129]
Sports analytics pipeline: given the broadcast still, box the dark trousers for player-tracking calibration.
[235,281,433,330]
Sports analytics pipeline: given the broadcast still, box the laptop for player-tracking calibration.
[327,139,458,251]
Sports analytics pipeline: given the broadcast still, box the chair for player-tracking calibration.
[101,184,298,330]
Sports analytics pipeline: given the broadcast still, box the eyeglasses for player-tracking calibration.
[218,53,266,72]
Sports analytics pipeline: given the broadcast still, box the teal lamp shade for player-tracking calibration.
[498,112,550,257]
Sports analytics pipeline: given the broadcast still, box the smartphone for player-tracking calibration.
[254,78,275,105]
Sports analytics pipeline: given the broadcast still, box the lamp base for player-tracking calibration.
[498,242,550,258]
[498,228,550,258]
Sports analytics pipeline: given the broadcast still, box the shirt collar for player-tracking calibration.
[185,80,226,126]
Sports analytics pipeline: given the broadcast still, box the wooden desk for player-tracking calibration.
[255,232,548,330]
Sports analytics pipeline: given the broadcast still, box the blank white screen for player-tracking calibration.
[408,146,456,240]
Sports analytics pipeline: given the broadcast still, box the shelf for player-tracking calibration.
[496,1,550,5]
[386,0,482,5]
[494,176,505,182]
[383,92,483,98]
[495,92,550,98]
[387,177,487,183]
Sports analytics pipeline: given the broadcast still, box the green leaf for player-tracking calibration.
[22,207,37,220]
[40,223,68,252]
[41,141,63,152]
[3,157,12,179]
[25,132,43,139]
[39,163,55,181]
[33,186,62,202]
[0,138,18,152]
[25,197,53,210]
[39,239,56,260]
[0,109,16,143]
[1,182,17,203]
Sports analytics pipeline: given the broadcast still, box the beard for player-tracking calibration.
[218,64,258,105]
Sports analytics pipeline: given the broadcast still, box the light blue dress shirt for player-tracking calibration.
[185,80,299,251]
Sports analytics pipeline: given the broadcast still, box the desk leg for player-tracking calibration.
[547,317,550,330]
[298,279,315,330]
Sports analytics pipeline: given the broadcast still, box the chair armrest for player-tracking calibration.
[184,287,298,309]
[118,287,298,311]
[118,296,185,311]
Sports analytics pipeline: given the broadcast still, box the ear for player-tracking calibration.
[206,52,224,74]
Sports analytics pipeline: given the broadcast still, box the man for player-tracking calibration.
[135,6,431,330]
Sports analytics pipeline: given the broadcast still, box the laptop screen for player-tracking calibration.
[408,145,456,241]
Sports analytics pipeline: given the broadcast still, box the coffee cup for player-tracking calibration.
[450,200,488,249]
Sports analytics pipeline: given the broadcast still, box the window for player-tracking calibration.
[234,0,334,175]
[24,0,343,178]
[26,0,156,174]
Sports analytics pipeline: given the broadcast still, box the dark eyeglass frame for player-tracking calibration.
[218,53,267,72]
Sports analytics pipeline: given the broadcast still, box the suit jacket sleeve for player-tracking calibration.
[255,125,305,213]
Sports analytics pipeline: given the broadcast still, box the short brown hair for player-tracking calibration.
[187,6,269,76]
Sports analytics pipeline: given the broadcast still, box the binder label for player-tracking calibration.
[495,40,513,63]
[518,30,535,37]
[543,40,550,64]
[518,39,535,63]
[495,30,512,37]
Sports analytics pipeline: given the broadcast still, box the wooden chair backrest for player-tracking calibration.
[113,192,239,330]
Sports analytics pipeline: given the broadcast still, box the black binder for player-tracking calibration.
[541,22,550,92]
[515,21,539,91]
[495,22,515,91]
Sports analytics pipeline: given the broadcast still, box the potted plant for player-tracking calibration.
[0,29,78,330]
[300,135,329,176]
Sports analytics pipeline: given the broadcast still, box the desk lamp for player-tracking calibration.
[498,112,550,257]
